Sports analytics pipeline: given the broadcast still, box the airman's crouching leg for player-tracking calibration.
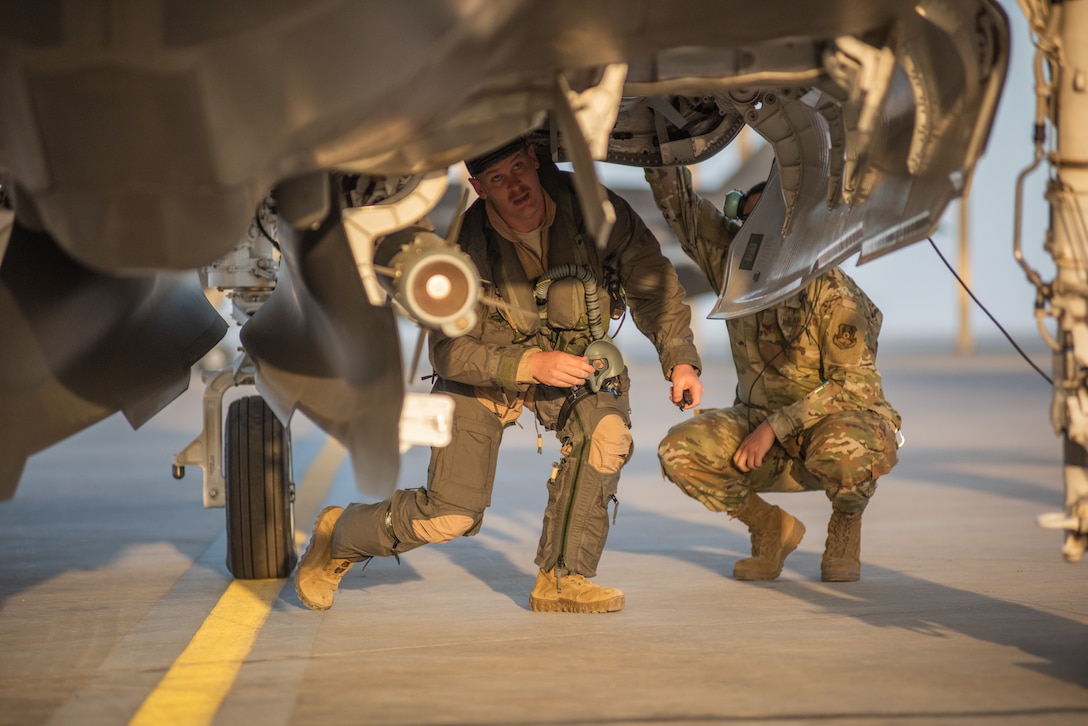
[728,493,806,581]
[804,411,898,582]
[820,471,877,582]
[658,408,805,580]
[821,508,864,582]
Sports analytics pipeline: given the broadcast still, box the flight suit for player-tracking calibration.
[332,164,701,579]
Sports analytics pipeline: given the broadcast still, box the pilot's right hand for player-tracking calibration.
[531,351,595,388]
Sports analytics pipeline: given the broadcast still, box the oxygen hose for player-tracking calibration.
[532,263,606,341]
[534,264,624,402]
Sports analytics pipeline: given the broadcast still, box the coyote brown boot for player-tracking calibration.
[529,567,625,613]
[295,506,355,610]
[730,493,806,581]
[821,509,862,582]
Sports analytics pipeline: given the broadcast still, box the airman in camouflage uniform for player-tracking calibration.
[645,165,901,582]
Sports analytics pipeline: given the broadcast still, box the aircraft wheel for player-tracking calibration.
[224,396,297,579]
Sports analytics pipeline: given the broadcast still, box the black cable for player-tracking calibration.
[611,307,627,338]
[254,200,281,252]
[927,236,1052,384]
[743,277,823,432]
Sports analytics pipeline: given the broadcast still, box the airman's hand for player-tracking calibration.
[669,364,703,411]
[732,420,776,472]
[531,351,595,388]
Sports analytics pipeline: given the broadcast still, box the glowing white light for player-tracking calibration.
[426,274,452,300]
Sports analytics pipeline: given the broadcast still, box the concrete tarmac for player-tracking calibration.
[2,342,1087,725]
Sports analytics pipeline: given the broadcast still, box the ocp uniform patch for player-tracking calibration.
[833,323,858,350]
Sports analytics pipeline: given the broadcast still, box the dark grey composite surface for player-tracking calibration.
[2,343,1086,725]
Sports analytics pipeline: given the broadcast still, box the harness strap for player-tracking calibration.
[556,385,593,431]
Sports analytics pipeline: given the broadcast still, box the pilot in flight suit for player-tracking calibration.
[295,139,703,612]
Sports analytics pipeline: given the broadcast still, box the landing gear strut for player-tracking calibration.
[173,366,298,579]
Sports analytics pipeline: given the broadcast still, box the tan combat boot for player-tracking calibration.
[529,567,625,613]
[730,493,806,581]
[295,506,355,610]
[821,509,862,582]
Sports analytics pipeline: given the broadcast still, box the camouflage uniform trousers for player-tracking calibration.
[658,405,899,513]
[331,375,633,578]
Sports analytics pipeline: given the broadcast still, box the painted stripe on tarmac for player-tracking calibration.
[129,578,284,726]
[128,435,344,726]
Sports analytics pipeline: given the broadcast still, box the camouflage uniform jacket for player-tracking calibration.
[646,166,900,441]
[431,165,702,394]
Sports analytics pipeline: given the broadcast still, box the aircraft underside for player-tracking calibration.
[1,0,1084,574]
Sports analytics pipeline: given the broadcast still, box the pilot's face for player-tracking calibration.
[469,145,545,233]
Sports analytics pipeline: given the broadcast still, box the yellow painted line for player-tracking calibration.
[129,578,284,726]
[130,435,344,726]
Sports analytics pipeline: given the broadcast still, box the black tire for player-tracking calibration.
[224,395,297,579]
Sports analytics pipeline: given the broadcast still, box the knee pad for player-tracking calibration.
[587,414,633,474]
[411,513,476,543]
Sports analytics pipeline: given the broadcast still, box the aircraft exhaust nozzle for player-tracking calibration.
[392,240,479,337]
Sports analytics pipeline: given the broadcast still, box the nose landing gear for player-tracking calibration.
[224,395,296,579]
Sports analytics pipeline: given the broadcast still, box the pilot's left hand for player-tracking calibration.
[669,364,703,411]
